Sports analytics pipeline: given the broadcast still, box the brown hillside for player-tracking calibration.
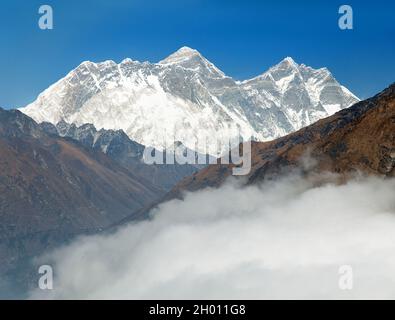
[172,83,395,194]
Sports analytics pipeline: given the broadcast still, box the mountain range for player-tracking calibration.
[1,47,393,298]
[20,47,359,156]
[170,83,395,196]
[0,82,392,297]
[38,120,202,191]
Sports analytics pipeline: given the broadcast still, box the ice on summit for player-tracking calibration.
[20,48,359,155]
[158,46,200,64]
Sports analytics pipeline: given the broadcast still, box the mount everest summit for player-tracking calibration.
[20,47,359,156]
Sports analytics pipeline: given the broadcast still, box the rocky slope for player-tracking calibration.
[169,83,395,196]
[39,121,202,191]
[0,108,164,279]
[20,47,359,156]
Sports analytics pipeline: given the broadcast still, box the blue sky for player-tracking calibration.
[0,0,394,109]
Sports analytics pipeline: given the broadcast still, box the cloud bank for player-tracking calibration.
[31,175,395,299]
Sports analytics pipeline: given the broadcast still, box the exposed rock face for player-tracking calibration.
[39,121,203,191]
[19,47,359,155]
[170,83,395,195]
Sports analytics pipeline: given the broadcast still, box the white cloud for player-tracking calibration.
[30,175,395,299]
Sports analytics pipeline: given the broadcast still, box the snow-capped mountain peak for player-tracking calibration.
[19,49,360,156]
[159,46,226,78]
[159,46,201,64]
[277,56,298,68]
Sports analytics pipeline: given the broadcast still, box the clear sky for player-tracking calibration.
[0,0,394,109]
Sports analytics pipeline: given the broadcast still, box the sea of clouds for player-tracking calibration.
[30,174,395,299]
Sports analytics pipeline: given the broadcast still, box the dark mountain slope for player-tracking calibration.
[0,108,164,277]
[39,121,202,191]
